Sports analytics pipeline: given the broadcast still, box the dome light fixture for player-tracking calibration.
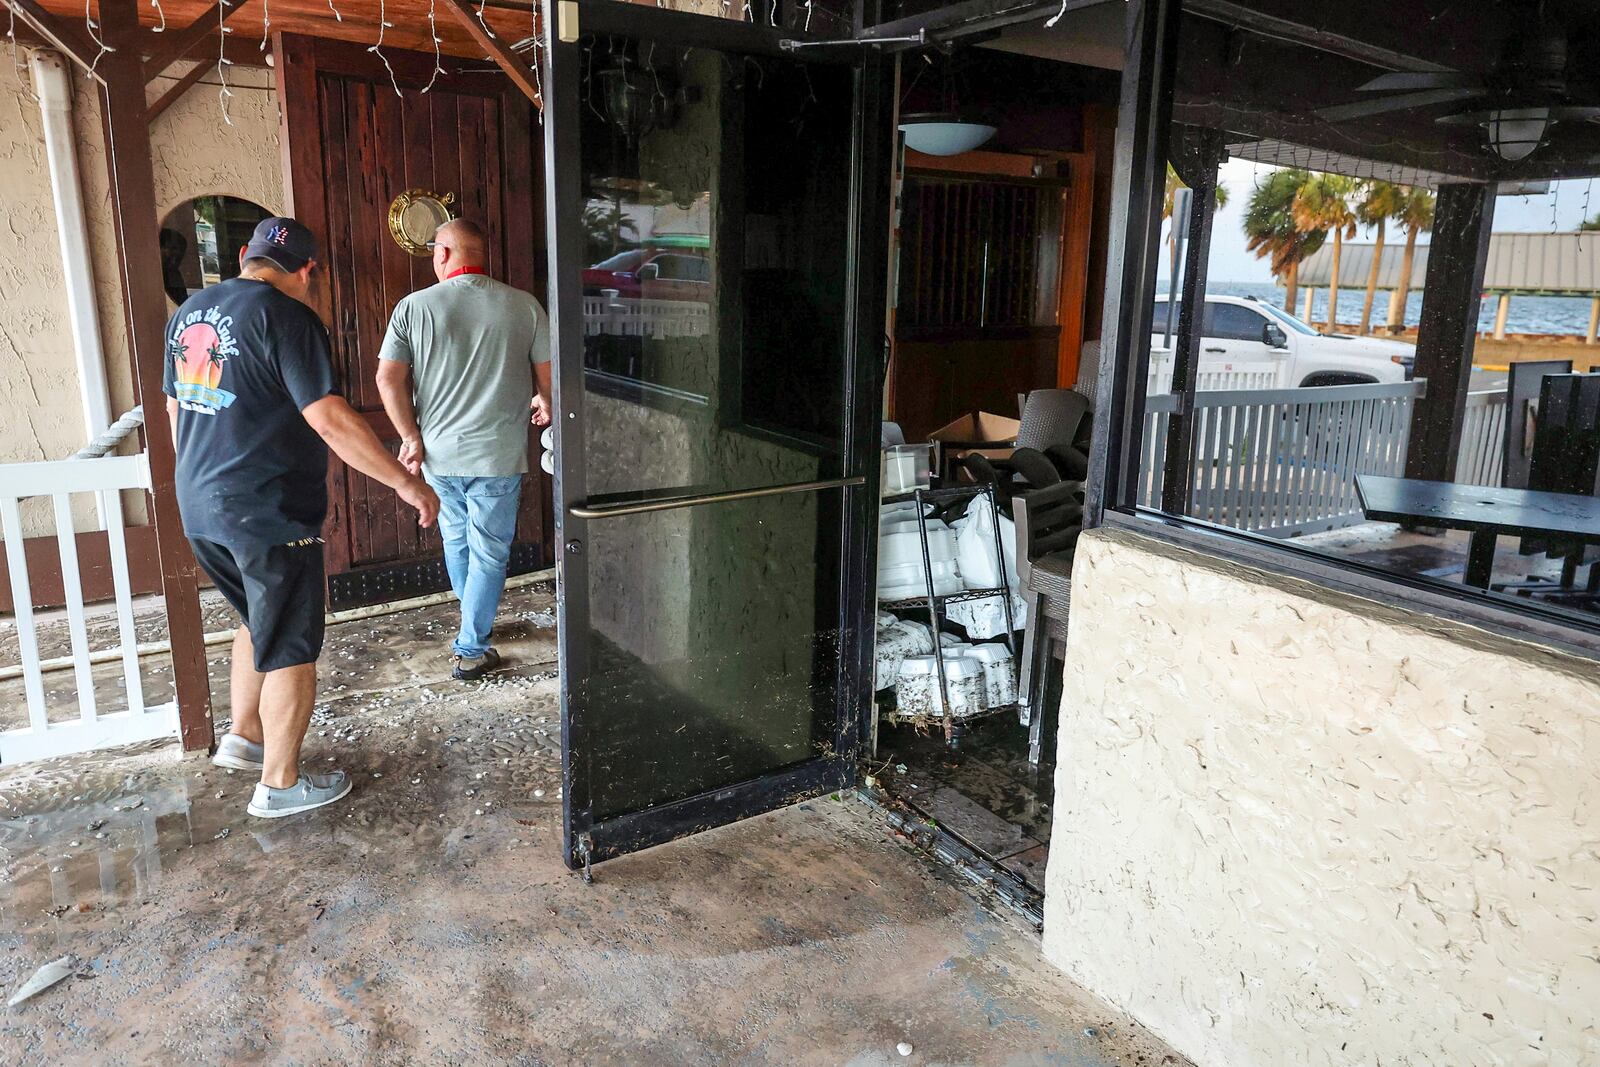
[899,111,997,157]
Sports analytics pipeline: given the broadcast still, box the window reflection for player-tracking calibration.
[575,38,855,502]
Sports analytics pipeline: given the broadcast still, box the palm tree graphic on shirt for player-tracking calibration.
[172,321,238,413]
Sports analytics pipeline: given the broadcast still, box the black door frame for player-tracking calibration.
[541,1,894,869]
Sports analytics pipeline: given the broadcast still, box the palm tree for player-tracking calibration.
[1162,163,1229,292]
[1242,168,1325,313]
[1292,174,1358,330]
[1356,181,1405,334]
[1163,162,1229,218]
[1386,187,1436,332]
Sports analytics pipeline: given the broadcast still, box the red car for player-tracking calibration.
[582,247,711,302]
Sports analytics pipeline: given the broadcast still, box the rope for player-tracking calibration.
[72,405,145,460]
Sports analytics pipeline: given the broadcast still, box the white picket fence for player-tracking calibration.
[1146,349,1281,393]
[0,453,177,764]
[583,293,711,339]
[1138,383,1509,537]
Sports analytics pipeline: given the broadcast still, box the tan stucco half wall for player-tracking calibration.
[0,57,279,532]
[1043,527,1600,1067]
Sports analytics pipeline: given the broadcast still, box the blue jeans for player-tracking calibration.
[426,474,522,659]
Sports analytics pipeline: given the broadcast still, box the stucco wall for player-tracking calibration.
[1043,527,1600,1067]
[0,56,279,533]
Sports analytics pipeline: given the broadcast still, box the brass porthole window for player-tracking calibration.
[388,189,457,256]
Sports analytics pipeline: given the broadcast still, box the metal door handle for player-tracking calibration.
[1203,346,1226,353]
[568,476,864,520]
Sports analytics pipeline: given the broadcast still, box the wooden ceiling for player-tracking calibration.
[32,0,543,63]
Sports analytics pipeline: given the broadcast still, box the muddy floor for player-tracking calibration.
[0,583,1187,1066]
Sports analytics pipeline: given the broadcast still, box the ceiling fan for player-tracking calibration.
[1314,5,1600,162]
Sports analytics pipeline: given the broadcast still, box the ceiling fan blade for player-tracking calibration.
[1356,71,1484,93]
[1317,88,1484,123]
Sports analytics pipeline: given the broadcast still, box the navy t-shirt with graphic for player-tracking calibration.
[161,277,339,548]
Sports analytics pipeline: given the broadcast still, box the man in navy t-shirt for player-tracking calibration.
[164,216,439,819]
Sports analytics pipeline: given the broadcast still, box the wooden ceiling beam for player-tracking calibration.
[0,0,104,77]
[440,0,541,107]
[145,47,213,120]
[142,0,251,83]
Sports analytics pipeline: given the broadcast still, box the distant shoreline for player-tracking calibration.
[1205,280,1598,338]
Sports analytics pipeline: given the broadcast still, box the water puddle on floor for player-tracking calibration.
[0,663,566,947]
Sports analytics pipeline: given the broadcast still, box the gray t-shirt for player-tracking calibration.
[377,274,551,477]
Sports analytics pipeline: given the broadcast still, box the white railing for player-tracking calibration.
[1456,390,1508,488]
[583,294,711,339]
[0,453,177,764]
[1146,349,1281,393]
[1139,381,1426,536]
[1138,383,1513,536]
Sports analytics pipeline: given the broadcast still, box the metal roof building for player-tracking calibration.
[1298,233,1600,296]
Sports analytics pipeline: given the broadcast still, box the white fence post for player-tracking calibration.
[0,454,178,765]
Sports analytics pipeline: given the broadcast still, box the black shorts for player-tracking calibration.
[190,537,326,672]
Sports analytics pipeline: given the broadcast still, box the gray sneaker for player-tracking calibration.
[451,647,502,682]
[212,733,264,771]
[246,771,353,819]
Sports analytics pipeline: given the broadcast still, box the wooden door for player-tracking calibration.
[274,33,550,607]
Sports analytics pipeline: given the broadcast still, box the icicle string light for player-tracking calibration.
[260,0,270,52]
[423,0,443,94]
[1579,178,1594,252]
[150,0,168,32]
[217,0,235,125]
[368,0,403,98]
[327,0,343,21]
[7,1,26,90]
[85,0,116,80]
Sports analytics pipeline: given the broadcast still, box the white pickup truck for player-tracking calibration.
[1151,294,1415,388]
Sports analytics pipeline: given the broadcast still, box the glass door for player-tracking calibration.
[542,3,891,869]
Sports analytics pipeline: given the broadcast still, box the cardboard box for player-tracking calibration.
[928,412,1021,480]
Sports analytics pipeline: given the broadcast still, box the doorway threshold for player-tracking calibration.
[854,783,1044,931]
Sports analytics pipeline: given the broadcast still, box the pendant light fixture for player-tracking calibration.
[899,114,998,156]
[898,52,995,157]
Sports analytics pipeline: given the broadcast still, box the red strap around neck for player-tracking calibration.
[446,266,487,279]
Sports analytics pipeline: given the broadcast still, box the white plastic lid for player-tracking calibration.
[939,656,982,680]
[966,644,1012,664]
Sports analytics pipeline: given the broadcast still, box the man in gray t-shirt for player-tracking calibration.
[376,218,552,681]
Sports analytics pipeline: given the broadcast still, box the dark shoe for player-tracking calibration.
[452,648,502,681]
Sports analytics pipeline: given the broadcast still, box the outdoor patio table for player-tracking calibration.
[1355,475,1600,590]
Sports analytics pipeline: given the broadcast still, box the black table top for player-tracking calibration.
[1355,475,1600,541]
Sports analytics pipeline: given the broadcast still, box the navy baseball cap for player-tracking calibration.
[243,216,317,273]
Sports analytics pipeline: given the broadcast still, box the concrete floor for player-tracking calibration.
[0,584,1188,1066]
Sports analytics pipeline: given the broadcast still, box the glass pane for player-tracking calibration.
[576,36,856,502]
[1208,303,1266,341]
[574,489,844,822]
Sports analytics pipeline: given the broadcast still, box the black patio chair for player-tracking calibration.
[1511,371,1600,605]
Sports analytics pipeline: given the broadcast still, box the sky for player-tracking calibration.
[1174,162,1600,285]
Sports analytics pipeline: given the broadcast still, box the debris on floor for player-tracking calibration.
[0,582,1188,1066]
[7,955,76,1007]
